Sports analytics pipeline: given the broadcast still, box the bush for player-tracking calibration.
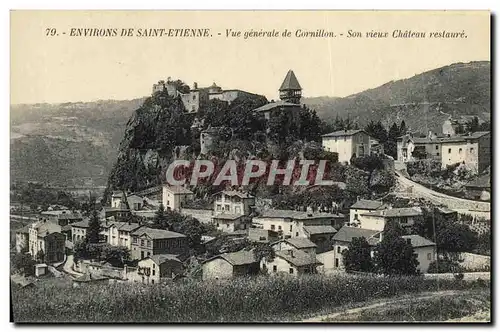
[428,259,461,274]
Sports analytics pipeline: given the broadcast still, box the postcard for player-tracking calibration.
[10,10,491,323]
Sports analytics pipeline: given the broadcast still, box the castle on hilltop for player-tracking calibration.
[152,78,261,113]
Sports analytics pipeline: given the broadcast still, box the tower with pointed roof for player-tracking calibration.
[279,70,302,104]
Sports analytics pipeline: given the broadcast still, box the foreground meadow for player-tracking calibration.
[12,274,490,323]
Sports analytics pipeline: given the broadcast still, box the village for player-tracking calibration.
[11,70,491,291]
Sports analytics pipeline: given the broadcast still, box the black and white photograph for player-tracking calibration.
[9,10,491,323]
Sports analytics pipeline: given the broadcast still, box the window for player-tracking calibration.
[435,145,439,150]
[406,239,412,245]
[289,225,292,232]
[225,204,230,211]
[193,95,196,100]
[448,148,452,153]
[289,268,294,274]
[470,147,474,153]
[337,246,341,254]
[295,232,299,237]
[354,213,358,220]
[278,226,282,231]
[216,223,219,227]
[152,269,156,276]
[273,265,277,272]
[141,240,144,246]
[216,204,221,211]
[151,279,155,284]
[147,252,151,257]
[459,148,463,154]
[271,225,275,230]
[427,253,432,260]
[141,251,144,259]
[335,258,339,268]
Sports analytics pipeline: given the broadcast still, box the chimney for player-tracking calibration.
[193,82,198,89]
[288,249,294,257]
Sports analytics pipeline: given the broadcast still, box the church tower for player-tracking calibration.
[279,70,302,104]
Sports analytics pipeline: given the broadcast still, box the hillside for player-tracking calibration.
[303,61,491,134]
[10,99,144,186]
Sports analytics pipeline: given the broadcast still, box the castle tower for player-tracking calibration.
[279,70,302,104]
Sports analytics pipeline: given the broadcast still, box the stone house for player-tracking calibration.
[349,199,387,226]
[270,238,317,256]
[358,207,423,232]
[261,249,323,275]
[201,250,260,281]
[322,129,373,164]
[130,227,188,260]
[162,185,194,211]
[135,254,184,285]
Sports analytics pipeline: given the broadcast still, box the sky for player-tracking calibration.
[10,10,490,104]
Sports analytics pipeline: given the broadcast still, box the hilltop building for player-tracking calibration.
[253,70,303,121]
[152,78,262,113]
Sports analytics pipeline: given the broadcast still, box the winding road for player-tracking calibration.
[394,170,490,219]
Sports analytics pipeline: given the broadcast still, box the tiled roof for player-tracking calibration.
[204,250,258,266]
[350,199,386,210]
[322,129,366,138]
[253,101,300,113]
[162,185,193,195]
[148,254,182,265]
[34,222,61,236]
[303,225,338,235]
[275,249,322,267]
[213,213,244,220]
[283,237,317,249]
[257,209,342,220]
[221,190,254,199]
[115,222,144,232]
[132,227,186,240]
[332,226,380,244]
[361,207,423,218]
[71,219,90,228]
[402,235,436,248]
[279,70,302,90]
[134,186,162,197]
[437,207,457,215]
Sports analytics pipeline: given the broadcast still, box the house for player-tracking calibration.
[303,225,338,254]
[262,249,323,275]
[201,250,260,281]
[213,190,255,216]
[106,222,144,250]
[28,221,66,263]
[40,210,83,226]
[15,225,30,253]
[321,129,372,164]
[247,228,279,243]
[396,134,442,162]
[252,209,343,239]
[102,202,132,220]
[162,185,194,211]
[212,213,247,233]
[136,254,184,285]
[327,226,381,271]
[440,131,491,173]
[271,237,317,255]
[130,227,188,260]
[442,116,486,136]
[349,199,387,226]
[70,218,112,243]
[358,207,423,232]
[464,173,491,200]
[111,192,145,211]
[401,235,437,273]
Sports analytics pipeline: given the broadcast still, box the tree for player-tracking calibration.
[153,204,169,230]
[36,249,45,263]
[87,207,101,244]
[101,244,131,267]
[374,221,419,275]
[399,120,407,135]
[252,243,275,262]
[342,237,374,273]
[12,252,36,276]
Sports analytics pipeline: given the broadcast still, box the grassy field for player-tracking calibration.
[322,288,490,322]
[11,274,490,323]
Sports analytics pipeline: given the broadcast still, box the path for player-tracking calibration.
[394,171,490,217]
[302,290,461,322]
[62,254,83,278]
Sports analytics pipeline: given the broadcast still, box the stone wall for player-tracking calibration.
[180,208,214,224]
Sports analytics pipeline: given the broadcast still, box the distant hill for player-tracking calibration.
[10,99,144,186]
[303,61,491,134]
